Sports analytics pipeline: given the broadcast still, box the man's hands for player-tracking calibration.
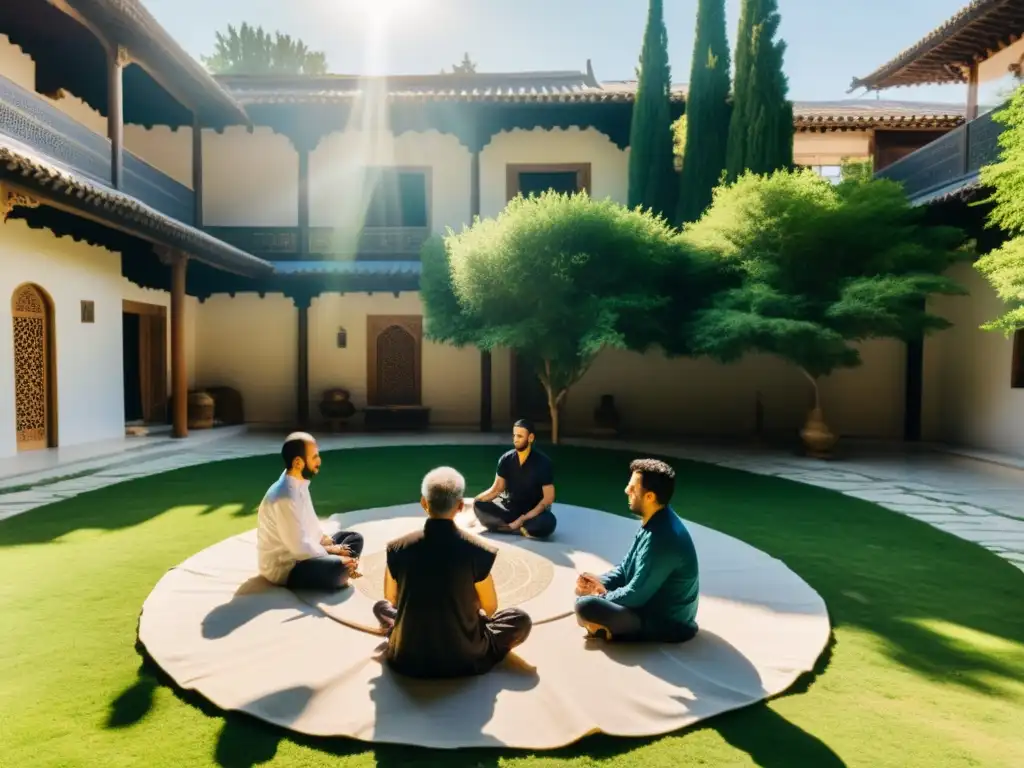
[575,572,607,597]
[340,556,361,578]
[322,534,359,576]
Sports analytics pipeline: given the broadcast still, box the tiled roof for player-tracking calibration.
[792,100,968,130]
[0,135,272,277]
[217,64,688,105]
[849,0,1024,90]
[271,260,422,276]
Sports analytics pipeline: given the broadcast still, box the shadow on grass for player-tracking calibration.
[110,628,844,768]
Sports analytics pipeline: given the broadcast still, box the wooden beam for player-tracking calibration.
[107,46,128,189]
[162,249,189,439]
[192,114,203,226]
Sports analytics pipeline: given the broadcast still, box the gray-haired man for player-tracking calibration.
[372,466,533,678]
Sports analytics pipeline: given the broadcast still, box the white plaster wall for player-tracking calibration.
[0,221,125,457]
[203,127,299,226]
[540,340,905,439]
[192,292,482,427]
[921,262,1024,457]
[479,127,629,217]
[310,293,480,426]
[191,293,296,424]
[310,130,471,233]
[0,35,35,91]
[794,131,872,165]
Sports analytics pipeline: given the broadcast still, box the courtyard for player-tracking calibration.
[1,429,1022,767]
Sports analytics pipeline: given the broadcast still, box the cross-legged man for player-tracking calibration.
[372,466,533,678]
[574,459,699,643]
[256,432,363,590]
[472,419,557,540]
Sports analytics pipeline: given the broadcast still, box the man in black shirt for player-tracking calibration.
[472,419,557,540]
[371,466,533,679]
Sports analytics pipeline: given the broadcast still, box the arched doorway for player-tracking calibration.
[11,283,55,451]
[367,315,422,406]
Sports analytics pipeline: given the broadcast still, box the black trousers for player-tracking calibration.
[286,530,364,590]
[575,595,698,643]
[474,498,557,539]
[373,600,533,674]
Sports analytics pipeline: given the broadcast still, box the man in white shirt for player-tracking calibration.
[257,432,363,589]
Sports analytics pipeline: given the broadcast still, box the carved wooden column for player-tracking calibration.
[192,114,203,226]
[107,45,128,189]
[471,139,493,432]
[158,248,189,439]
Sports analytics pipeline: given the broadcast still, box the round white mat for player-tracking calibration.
[138,504,831,750]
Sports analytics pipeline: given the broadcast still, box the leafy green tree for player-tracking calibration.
[442,53,478,74]
[976,84,1024,333]
[421,192,695,442]
[726,0,793,179]
[202,23,328,75]
[627,0,676,220]
[684,170,969,436]
[840,157,873,183]
[677,0,732,224]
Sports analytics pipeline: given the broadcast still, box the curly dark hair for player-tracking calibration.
[629,458,676,506]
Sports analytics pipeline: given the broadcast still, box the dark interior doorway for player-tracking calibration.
[122,311,143,422]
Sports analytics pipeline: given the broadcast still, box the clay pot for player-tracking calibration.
[320,388,356,431]
[187,391,215,429]
[800,407,837,459]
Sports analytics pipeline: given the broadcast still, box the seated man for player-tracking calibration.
[574,458,699,643]
[472,419,557,539]
[372,466,533,678]
[256,432,363,590]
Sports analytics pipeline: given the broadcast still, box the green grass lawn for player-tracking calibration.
[1,444,1022,768]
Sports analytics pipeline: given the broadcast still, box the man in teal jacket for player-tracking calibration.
[574,458,699,642]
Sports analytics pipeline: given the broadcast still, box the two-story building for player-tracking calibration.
[0,0,990,460]
[852,0,1024,458]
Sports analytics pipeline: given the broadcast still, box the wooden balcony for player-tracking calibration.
[202,226,432,260]
[875,105,1005,204]
[0,73,194,225]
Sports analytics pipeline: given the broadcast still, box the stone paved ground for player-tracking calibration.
[1,429,1022,574]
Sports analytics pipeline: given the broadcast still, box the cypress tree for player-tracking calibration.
[726,0,793,178]
[627,0,676,220]
[676,0,732,224]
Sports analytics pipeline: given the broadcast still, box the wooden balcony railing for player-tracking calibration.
[202,226,432,259]
[875,105,1006,202]
[0,73,194,224]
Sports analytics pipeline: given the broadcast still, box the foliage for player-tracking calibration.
[201,23,327,75]
[676,0,732,224]
[726,0,793,179]
[627,0,677,220]
[976,84,1024,333]
[672,115,687,170]
[840,157,873,183]
[442,53,478,74]
[683,170,970,389]
[421,192,696,441]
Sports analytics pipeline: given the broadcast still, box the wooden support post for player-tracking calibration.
[298,147,310,257]
[107,45,128,189]
[192,113,203,227]
[293,293,311,429]
[168,251,189,439]
[966,61,980,121]
[471,146,493,432]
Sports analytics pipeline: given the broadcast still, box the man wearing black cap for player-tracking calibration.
[471,419,557,540]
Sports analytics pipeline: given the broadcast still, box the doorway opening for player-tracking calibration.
[122,300,167,427]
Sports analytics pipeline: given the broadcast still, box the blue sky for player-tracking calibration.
[147,0,977,104]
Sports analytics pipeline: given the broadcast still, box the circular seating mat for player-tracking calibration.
[139,504,831,750]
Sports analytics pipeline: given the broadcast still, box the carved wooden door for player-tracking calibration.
[11,284,49,451]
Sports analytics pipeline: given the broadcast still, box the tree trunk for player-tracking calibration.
[542,382,568,444]
[800,367,821,411]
